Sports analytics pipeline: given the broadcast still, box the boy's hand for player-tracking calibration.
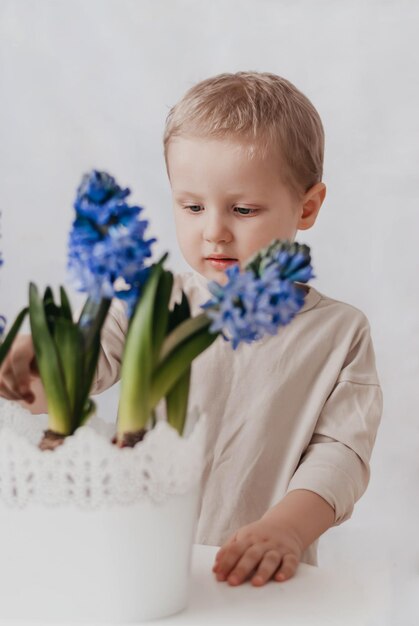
[0,334,38,403]
[212,518,303,587]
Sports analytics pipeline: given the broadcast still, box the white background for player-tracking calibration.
[1,0,418,606]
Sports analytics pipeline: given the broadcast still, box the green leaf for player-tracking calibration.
[43,286,55,305]
[64,333,100,430]
[0,307,28,367]
[53,318,83,423]
[167,290,191,334]
[80,334,100,406]
[29,283,72,435]
[165,365,191,436]
[42,287,62,335]
[72,297,111,424]
[151,327,217,409]
[117,262,164,435]
[151,270,173,367]
[77,297,99,328]
[159,313,211,362]
[79,398,96,427]
[77,297,111,351]
[60,287,73,321]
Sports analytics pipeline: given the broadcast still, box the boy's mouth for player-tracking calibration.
[205,255,238,270]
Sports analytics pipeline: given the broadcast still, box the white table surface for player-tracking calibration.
[151,544,405,626]
[147,541,419,626]
[1,542,417,626]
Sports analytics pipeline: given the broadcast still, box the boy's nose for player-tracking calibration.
[203,213,232,244]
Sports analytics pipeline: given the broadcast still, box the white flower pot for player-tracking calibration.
[0,401,206,623]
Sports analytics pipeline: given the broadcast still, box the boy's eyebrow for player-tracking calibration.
[173,190,198,197]
[173,191,207,203]
[173,189,266,201]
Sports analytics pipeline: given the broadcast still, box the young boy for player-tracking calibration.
[0,72,382,588]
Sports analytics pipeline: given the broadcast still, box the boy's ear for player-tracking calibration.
[297,182,326,230]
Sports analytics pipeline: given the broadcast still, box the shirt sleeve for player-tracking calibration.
[286,316,383,525]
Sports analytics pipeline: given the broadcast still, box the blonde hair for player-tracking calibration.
[163,71,324,200]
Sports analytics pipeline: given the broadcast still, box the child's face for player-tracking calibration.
[167,136,321,284]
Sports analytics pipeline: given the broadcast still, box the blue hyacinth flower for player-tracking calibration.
[74,170,134,226]
[67,170,156,315]
[201,240,314,349]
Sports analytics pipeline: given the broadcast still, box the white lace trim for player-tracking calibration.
[0,400,207,509]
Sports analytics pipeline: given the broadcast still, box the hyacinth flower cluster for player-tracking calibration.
[0,171,156,450]
[116,240,314,446]
[68,171,155,317]
[29,170,156,449]
[201,240,314,349]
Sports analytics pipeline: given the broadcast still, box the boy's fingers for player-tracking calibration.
[0,335,37,402]
[251,550,282,586]
[10,338,36,395]
[213,540,249,579]
[0,379,22,401]
[214,531,238,562]
[12,353,30,387]
[0,355,20,398]
[225,545,268,585]
[0,372,34,402]
[274,553,299,582]
[20,390,35,403]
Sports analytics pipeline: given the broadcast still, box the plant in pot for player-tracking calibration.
[0,171,314,623]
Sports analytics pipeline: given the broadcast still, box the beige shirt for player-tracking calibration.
[93,271,383,566]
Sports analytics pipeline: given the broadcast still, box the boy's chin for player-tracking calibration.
[201,261,240,284]
[199,270,228,285]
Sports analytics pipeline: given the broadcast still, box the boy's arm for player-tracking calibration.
[285,319,383,527]
[214,314,383,587]
[213,490,334,587]
[261,489,335,551]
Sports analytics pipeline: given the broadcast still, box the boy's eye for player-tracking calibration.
[234,207,257,216]
[185,205,203,213]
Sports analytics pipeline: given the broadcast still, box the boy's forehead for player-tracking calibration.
[168,140,293,204]
[167,135,284,180]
